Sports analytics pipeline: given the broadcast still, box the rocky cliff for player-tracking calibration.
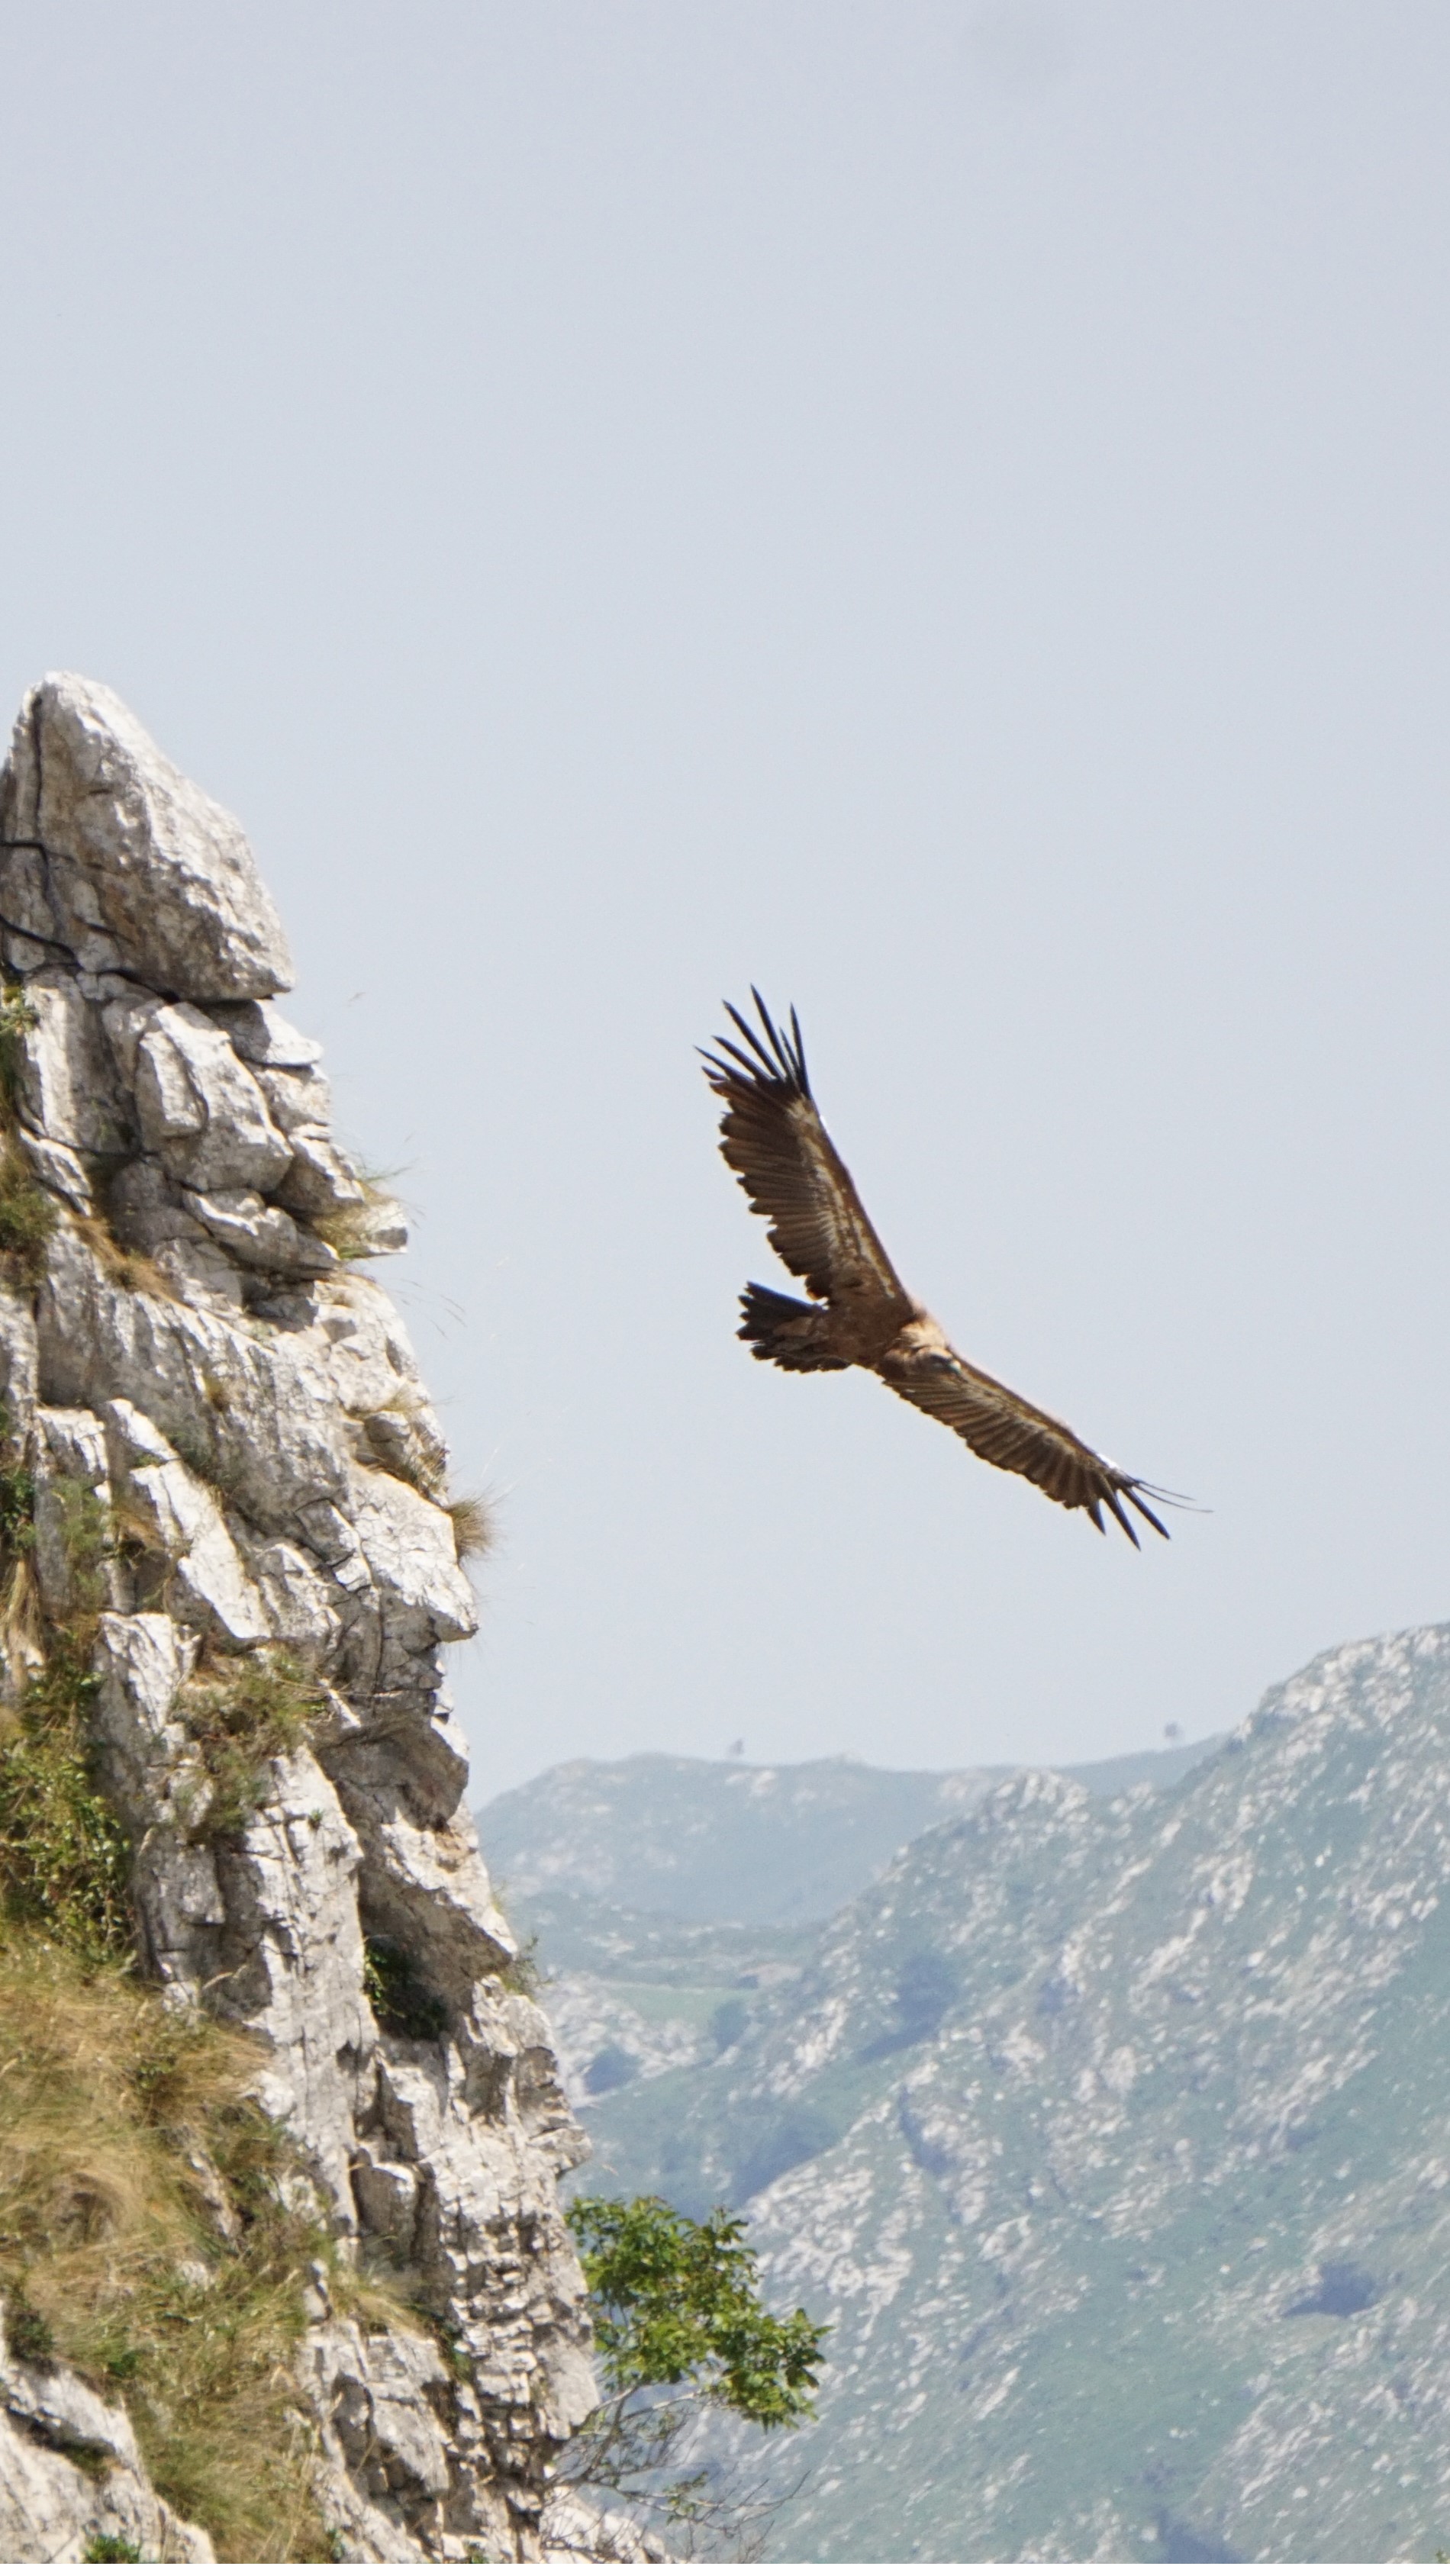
[0,675,600,2562]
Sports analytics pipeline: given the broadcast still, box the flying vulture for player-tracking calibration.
[701,992,1172,1547]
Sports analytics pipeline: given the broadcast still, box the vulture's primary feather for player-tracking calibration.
[701,990,1174,1546]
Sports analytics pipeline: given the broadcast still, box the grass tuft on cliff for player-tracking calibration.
[0,1927,335,2561]
[0,1139,57,1285]
[313,1170,405,1264]
[0,989,58,1285]
[0,1474,134,1963]
[446,1492,495,1563]
[76,1212,178,1302]
[179,1647,329,1838]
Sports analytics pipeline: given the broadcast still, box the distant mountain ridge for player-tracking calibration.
[476,1737,1223,1929]
[574,1624,1450,2562]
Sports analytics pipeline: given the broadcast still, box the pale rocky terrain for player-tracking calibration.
[546,1644,1450,2562]
[0,675,604,2563]
[481,1743,1221,2123]
[0,2303,214,2565]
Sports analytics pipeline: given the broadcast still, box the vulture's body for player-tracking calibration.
[701,993,1171,1546]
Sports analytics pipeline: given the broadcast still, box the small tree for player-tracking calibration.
[564,2194,828,2558]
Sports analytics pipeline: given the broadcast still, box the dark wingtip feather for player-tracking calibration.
[749,986,794,1084]
[710,991,811,1097]
[723,997,778,1074]
[789,1003,809,1091]
[1126,1485,1171,1542]
[710,1035,772,1080]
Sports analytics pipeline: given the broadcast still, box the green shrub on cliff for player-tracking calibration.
[0,1634,130,1966]
[565,2191,827,2552]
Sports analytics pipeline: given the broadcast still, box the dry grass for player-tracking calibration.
[0,1929,335,2561]
[446,1492,496,1565]
[313,1175,404,1265]
[75,1214,177,1304]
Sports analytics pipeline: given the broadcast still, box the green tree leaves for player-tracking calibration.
[564,2192,828,2552]
[569,2191,826,2427]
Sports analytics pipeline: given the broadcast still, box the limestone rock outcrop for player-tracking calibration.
[0,2299,214,2564]
[0,677,600,2562]
[1,673,292,998]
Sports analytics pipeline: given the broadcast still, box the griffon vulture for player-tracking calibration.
[701,992,1172,1547]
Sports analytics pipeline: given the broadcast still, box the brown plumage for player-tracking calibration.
[701,990,1173,1547]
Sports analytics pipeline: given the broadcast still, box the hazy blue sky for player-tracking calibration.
[2,2,1448,1793]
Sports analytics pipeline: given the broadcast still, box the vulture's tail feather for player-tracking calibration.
[738,1282,849,1373]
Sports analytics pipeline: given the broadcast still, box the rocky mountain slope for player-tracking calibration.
[478,1740,1222,2109]
[573,1631,1450,2562]
[0,675,601,2563]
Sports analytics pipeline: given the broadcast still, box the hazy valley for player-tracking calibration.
[478,1638,1450,2562]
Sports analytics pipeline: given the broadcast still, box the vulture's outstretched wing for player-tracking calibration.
[877,1341,1171,1546]
[701,990,1178,1546]
[700,990,911,1326]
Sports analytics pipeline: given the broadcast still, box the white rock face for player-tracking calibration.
[184,1183,338,1274]
[102,1396,270,1642]
[0,2299,214,2562]
[134,1001,293,1192]
[36,1225,353,1528]
[14,972,130,1159]
[0,679,601,2563]
[0,671,292,997]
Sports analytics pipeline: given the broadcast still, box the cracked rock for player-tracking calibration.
[102,1396,270,1643]
[133,1002,293,1193]
[183,1184,338,1275]
[0,671,292,997]
[0,676,603,2565]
